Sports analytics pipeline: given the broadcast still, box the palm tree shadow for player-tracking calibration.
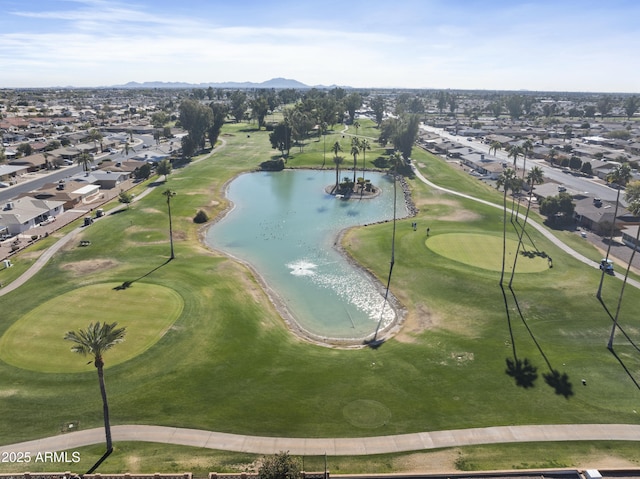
[598,297,640,353]
[364,338,385,349]
[508,284,573,397]
[543,369,574,398]
[609,348,640,390]
[113,258,172,290]
[86,447,113,474]
[505,357,538,388]
[503,282,574,396]
[500,283,539,388]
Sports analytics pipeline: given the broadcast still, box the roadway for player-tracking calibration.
[420,125,624,206]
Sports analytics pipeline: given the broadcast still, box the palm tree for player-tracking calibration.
[509,166,544,288]
[331,141,343,191]
[320,121,328,168]
[521,139,533,175]
[360,138,371,181]
[76,151,92,172]
[353,120,361,136]
[88,128,103,152]
[496,168,517,286]
[597,162,632,299]
[350,137,360,184]
[163,189,177,260]
[507,145,523,172]
[64,322,126,473]
[608,182,640,349]
[489,140,502,157]
[547,148,558,166]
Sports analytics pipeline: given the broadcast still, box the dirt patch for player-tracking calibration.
[415,197,481,222]
[173,230,188,241]
[61,259,119,275]
[0,389,18,398]
[392,449,460,473]
[140,207,163,214]
[395,303,440,343]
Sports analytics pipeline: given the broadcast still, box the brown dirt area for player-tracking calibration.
[61,258,119,275]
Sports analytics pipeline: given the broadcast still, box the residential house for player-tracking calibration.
[0,197,65,235]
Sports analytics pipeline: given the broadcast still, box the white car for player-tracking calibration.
[0,182,9,188]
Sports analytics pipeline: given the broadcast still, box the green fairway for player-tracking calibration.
[0,282,183,373]
[427,233,550,273]
[0,119,639,472]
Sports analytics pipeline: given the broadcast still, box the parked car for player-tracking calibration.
[0,182,9,188]
[39,216,56,226]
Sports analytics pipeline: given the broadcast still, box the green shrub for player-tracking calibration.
[193,209,209,224]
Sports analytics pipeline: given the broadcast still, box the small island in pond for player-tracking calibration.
[325,175,382,199]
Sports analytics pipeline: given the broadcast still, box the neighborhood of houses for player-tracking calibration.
[416,114,640,256]
[1,87,640,264]
[0,91,185,259]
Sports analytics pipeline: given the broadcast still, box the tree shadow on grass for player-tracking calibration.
[543,369,574,398]
[597,297,640,388]
[500,283,539,389]
[113,258,172,290]
[502,281,574,397]
[609,348,640,390]
[597,296,640,354]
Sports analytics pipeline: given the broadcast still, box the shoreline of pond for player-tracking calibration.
[200,168,417,349]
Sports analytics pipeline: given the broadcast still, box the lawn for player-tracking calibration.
[0,120,639,473]
[0,282,183,372]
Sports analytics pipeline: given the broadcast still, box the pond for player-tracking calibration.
[206,169,408,341]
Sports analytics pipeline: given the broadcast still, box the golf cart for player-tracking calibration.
[600,258,614,274]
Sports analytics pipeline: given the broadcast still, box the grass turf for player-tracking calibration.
[0,120,639,472]
[0,282,183,372]
[426,232,549,273]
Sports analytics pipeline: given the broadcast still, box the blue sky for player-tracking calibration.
[1,0,638,92]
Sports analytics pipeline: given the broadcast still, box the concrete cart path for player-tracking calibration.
[2,423,640,456]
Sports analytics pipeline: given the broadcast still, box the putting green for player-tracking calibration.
[0,283,183,373]
[426,233,550,273]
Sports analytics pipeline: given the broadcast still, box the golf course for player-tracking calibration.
[1,119,639,474]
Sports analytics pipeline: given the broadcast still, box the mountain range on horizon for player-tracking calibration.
[114,77,346,90]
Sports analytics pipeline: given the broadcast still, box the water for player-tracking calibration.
[206,170,407,340]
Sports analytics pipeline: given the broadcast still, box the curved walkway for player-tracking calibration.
[1,423,640,456]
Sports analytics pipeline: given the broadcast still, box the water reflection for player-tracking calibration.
[206,170,407,340]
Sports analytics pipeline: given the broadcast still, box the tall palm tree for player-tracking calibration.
[350,137,360,184]
[608,182,640,349]
[521,139,533,175]
[597,162,632,299]
[163,189,177,260]
[509,166,544,288]
[321,121,328,168]
[497,168,517,286]
[353,120,361,136]
[64,322,126,473]
[360,138,371,181]
[372,150,403,342]
[507,145,523,172]
[489,140,502,157]
[76,151,92,172]
[331,141,343,191]
[88,128,103,152]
